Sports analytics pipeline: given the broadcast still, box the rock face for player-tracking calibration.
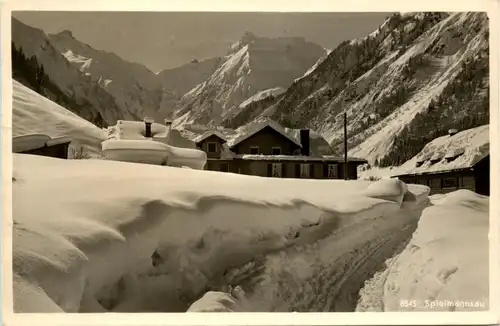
[172,32,326,126]
[219,13,489,166]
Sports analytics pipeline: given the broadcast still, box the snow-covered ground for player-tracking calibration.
[356,190,489,312]
[12,154,430,313]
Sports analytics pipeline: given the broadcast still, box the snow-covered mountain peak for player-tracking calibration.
[173,34,325,126]
[228,31,258,54]
[56,29,75,39]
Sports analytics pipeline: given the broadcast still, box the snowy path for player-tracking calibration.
[193,201,425,312]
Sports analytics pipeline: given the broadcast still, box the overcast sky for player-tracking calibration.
[13,11,389,72]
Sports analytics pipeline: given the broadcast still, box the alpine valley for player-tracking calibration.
[11,12,489,167]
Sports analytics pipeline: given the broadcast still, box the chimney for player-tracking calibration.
[448,128,458,137]
[144,117,154,138]
[300,129,310,156]
[165,118,173,130]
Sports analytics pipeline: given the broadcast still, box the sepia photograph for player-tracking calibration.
[2,0,497,324]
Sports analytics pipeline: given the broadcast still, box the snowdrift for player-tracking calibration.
[356,189,489,311]
[101,139,207,170]
[12,80,106,155]
[11,153,429,313]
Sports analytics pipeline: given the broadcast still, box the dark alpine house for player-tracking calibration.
[393,126,490,196]
[12,134,72,159]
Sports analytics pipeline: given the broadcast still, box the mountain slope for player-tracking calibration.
[11,18,129,126]
[173,32,326,125]
[48,30,163,121]
[156,57,223,119]
[250,12,488,165]
[158,57,223,98]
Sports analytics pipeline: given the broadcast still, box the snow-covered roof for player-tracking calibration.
[13,134,72,153]
[193,130,228,144]
[227,120,303,148]
[395,125,489,176]
[235,154,366,162]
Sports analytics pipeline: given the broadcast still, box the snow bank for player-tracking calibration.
[361,178,408,205]
[12,154,426,312]
[101,139,170,165]
[356,189,489,311]
[12,79,106,155]
[101,139,207,169]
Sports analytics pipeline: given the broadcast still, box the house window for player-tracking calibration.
[300,164,310,178]
[328,164,338,178]
[220,163,229,172]
[272,147,281,155]
[430,178,441,189]
[207,142,217,153]
[442,177,458,188]
[272,163,282,177]
[417,179,428,186]
[462,176,475,190]
[250,146,260,155]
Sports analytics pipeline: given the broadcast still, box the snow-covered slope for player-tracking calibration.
[48,30,163,121]
[238,87,286,109]
[252,12,489,166]
[156,57,223,118]
[12,154,427,312]
[12,79,106,155]
[357,190,489,311]
[158,57,222,96]
[173,32,326,125]
[11,18,128,126]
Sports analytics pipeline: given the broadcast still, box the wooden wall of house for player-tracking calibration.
[474,156,489,196]
[197,135,225,159]
[205,159,234,172]
[230,126,301,155]
[398,170,477,195]
[219,160,359,179]
[204,157,363,180]
[20,143,70,159]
